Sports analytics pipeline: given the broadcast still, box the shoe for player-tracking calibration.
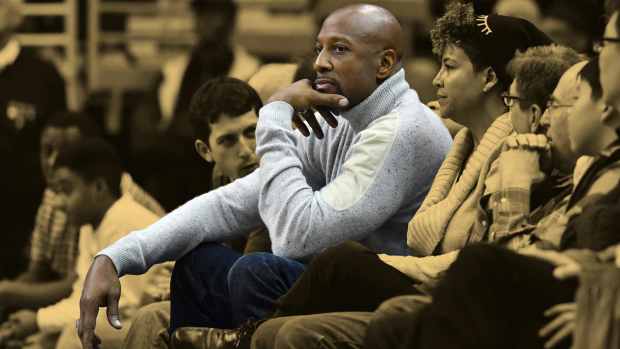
[171,320,260,349]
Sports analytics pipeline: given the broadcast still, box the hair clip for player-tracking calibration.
[476,15,493,36]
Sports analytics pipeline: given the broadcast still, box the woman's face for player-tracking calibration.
[433,44,487,125]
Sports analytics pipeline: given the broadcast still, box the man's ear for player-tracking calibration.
[529,104,543,133]
[377,49,398,80]
[481,67,499,93]
[195,139,213,163]
[93,177,110,196]
[601,105,620,130]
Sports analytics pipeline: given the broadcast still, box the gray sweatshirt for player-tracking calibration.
[100,69,452,276]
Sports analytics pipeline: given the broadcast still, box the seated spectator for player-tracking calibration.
[0,112,163,318]
[77,4,453,349]
[0,139,162,349]
[0,0,67,280]
[121,77,269,349]
[130,0,260,212]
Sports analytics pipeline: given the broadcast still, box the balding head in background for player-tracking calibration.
[540,61,588,174]
[0,0,22,44]
[313,4,404,107]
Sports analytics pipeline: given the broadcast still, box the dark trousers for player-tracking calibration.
[374,244,579,349]
[169,243,305,332]
[274,241,419,317]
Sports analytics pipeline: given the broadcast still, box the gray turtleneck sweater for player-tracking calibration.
[100,69,452,276]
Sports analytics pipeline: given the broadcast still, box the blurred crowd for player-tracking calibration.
[1,0,620,349]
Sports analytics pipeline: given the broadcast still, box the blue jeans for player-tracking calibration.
[169,243,305,332]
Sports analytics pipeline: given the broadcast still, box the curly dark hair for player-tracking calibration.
[189,77,263,143]
[430,2,486,71]
[507,45,583,109]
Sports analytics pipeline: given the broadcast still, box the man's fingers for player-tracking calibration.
[314,106,338,128]
[535,134,548,149]
[544,303,576,316]
[80,324,95,349]
[309,89,349,110]
[506,136,519,148]
[553,263,581,279]
[540,311,575,337]
[543,322,574,348]
[106,287,122,329]
[292,114,310,137]
[78,297,99,349]
[302,110,324,139]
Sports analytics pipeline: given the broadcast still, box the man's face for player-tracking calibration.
[433,44,486,124]
[508,80,534,134]
[51,167,98,227]
[206,111,258,180]
[600,12,620,111]
[313,14,383,107]
[540,64,582,172]
[568,79,610,156]
[40,127,81,183]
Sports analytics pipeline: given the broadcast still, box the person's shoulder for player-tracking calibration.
[103,195,159,234]
[13,50,62,77]
[392,96,453,146]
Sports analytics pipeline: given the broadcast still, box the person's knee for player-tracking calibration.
[132,302,170,327]
[274,318,321,349]
[227,252,274,286]
[375,295,429,319]
[310,241,369,272]
[172,243,233,290]
[251,318,287,349]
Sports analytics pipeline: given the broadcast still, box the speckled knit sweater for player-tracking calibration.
[100,69,452,276]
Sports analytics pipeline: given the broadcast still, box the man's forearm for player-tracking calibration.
[100,171,262,276]
[0,276,75,309]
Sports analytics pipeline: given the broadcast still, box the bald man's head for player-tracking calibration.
[325,5,404,60]
[313,5,404,107]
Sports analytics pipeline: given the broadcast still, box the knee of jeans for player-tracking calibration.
[227,252,275,286]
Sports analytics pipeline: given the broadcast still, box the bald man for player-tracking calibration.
[77,5,452,349]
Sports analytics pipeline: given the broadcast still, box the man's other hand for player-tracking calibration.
[539,302,576,348]
[77,255,122,349]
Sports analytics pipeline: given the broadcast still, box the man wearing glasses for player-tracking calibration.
[599,1,620,115]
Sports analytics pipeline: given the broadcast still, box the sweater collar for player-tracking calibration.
[340,68,409,132]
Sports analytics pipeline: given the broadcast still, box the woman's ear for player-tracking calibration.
[377,49,398,80]
[195,139,213,163]
[601,105,620,130]
[482,67,499,93]
[529,104,543,133]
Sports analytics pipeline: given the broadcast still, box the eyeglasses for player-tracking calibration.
[546,99,573,111]
[501,93,523,108]
[593,37,620,53]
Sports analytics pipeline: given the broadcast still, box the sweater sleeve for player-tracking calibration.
[256,101,437,259]
[98,171,262,276]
